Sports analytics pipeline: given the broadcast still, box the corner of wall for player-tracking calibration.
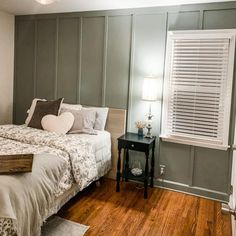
[0,10,15,124]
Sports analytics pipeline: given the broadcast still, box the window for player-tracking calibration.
[161,30,236,150]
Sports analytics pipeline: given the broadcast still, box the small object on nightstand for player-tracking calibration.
[137,128,143,137]
[131,168,143,176]
[116,132,156,199]
[131,160,142,176]
[135,121,146,137]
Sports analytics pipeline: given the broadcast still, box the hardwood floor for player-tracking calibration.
[58,179,231,236]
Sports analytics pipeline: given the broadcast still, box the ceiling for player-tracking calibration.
[0,0,234,15]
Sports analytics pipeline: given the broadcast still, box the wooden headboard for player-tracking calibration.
[105,108,126,179]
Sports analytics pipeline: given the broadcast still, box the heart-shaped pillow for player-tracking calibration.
[41,112,74,135]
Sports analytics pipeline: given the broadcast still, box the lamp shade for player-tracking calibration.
[35,0,57,5]
[142,77,158,101]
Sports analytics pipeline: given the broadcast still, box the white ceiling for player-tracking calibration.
[0,0,234,15]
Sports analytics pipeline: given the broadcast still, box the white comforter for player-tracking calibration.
[0,125,98,236]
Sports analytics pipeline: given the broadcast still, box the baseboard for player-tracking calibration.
[106,175,229,202]
[154,178,229,203]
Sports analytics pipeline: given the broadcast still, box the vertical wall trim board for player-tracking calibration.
[76,17,81,103]
[189,146,195,186]
[125,14,133,116]
[54,17,59,99]
[227,45,236,192]
[127,14,135,132]
[157,12,169,172]
[229,47,236,145]
[159,11,168,130]
[35,20,38,96]
[77,17,83,103]
[228,148,234,193]
[102,16,108,107]
[13,20,18,123]
[199,10,204,29]
[33,20,37,98]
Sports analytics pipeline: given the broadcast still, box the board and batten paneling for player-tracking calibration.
[80,17,105,106]
[57,17,80,103]
[168,11,201,30]
[105,15,132,109]
[36,19,56,100]
[203,9,236,29]
[14,1,236,201]
[128,13,166,134]
[15,20,35,124]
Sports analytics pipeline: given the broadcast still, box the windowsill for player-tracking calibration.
[160,135,229,151]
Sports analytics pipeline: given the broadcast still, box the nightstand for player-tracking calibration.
[116,132,156,199]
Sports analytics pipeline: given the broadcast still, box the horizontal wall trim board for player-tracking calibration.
[15,1,236,19]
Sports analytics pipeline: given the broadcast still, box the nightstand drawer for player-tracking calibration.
[118,140,148,152]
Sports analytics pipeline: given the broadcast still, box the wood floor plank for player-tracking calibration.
[58,179,231,236]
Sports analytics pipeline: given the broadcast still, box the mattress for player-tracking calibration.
[70,130,112,178]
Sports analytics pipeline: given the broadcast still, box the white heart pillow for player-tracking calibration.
[41,112,74,135]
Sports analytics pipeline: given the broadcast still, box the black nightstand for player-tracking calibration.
[116,132,156,199]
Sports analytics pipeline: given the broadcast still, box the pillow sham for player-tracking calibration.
[41,112,74,135]
[68,109,97,135]
[82,107,109,131]
[28,98,64,130]
[25,98,46,125]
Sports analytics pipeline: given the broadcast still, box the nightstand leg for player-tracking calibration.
[125,149,129,182]
[116,148,122,192]
[144,151,149,199]
[150,143,155,188]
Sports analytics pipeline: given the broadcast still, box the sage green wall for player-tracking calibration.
[14,1,236,202]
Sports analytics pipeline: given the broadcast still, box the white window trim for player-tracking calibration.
[161,29,236,150]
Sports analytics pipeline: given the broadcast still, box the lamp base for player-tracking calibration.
[145,103,153,139]
[145,125,152,139]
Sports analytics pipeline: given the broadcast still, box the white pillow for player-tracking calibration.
[41,112,74,135]
[82,106,109,131]
[25,98,46,125]
[60,103,82,112]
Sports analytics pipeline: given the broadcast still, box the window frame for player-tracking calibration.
[161,29,236,150]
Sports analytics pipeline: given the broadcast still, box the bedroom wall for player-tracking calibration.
[0,10,14,124]
[14,1,236,201]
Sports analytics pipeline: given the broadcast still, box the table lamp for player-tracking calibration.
[142,77,158,138]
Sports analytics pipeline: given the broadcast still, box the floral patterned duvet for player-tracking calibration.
[0,125,99,236]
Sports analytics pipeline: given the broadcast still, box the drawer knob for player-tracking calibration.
[131,144,134,147]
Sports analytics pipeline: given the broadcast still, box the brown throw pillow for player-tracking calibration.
[28,98,64,129]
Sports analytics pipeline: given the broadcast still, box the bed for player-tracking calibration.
[0,108,126,236]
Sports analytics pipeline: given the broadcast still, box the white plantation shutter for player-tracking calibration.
[161,30,236,150]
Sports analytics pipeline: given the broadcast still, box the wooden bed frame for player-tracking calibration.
[105,108,126,179]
